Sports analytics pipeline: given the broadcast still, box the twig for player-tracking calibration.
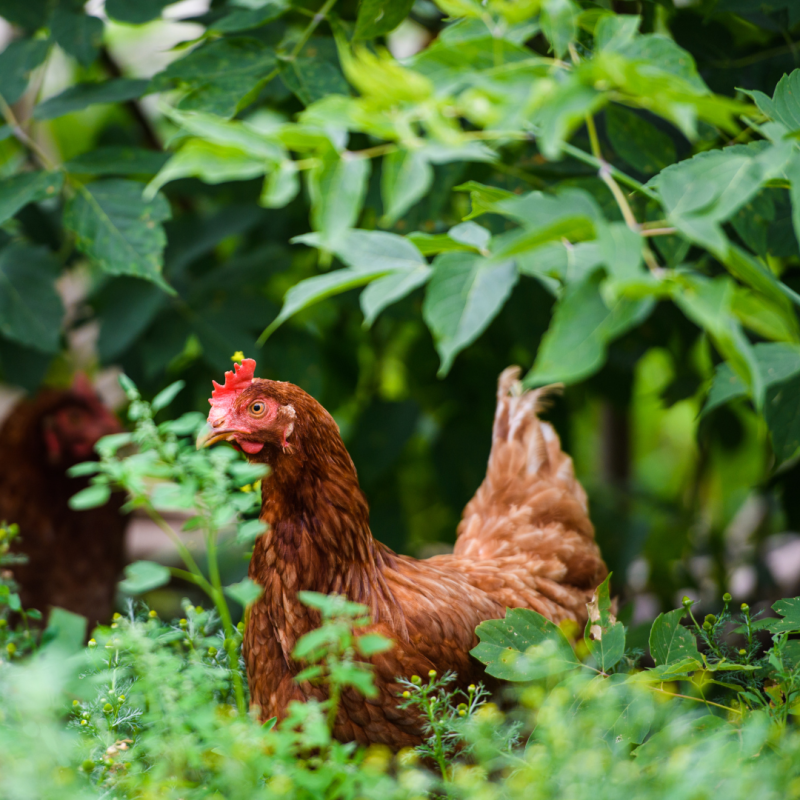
[0,93,58,170]
[560,141,658,200]
[641,227,677,237]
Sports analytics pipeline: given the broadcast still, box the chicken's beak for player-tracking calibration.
[196,423,236,450]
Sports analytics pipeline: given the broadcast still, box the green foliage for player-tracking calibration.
[1,0,800,685]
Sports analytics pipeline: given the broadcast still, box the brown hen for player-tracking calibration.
[0,378,127,629]
[199,359,606,748]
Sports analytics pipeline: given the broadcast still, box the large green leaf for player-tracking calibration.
[605,104,676,175]
[0,38,50,105]
[307,154,371,250]
[210,2,287,33]
[280,38,349,107]
[526,271,653,387]
[381,148,433,225]
[65,147,170,177]
[63,179,172,288]
[361,266,431,327]
[152,38,278,119]
[540,0,579,59]
[145,140,268,197]
[294,229,427,272]
[119,561,171,594]
[471,607,580,681]
[50,6,103,67]
[0,170,63,225]
[35,79,151,120]
[648,608,699,666]
[105,0,173,24]
[766,372,800,464]
[260,266,392,342]
[354,0,416,38]
[0,244,64,353]
[422,252,518,376]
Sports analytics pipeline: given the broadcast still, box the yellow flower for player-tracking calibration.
[231,351,245,363]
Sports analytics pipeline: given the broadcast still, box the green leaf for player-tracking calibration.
[63,179,172,287]
[260,161,300,208]
[280,38,349,107]
[308,155,371,250]
[355,0,415,38]
[152,380,185,412]
[294,228,426,271]
[0,244,64,353]
[34,79,151,120]
[41,607,87,655]
[756,70,800,132]
[260,267,392,342]
[0,170,63,225]
[65,147,170,177]
[768,596,800,633]
[648,607,699,666]
[105,0,173,24]
[153,38,278,119]
[210,2,287,33]
[145,140,268,197]
[66,461,102,478]
[224,577,264,607]
[69,483,112,510]
[471,607,580,681]
[455,180,516,221]
[50,7,103,67]
[119,560,171,594]
[526,271,653,387]
[540,0,579,59]
[381,149,433,224]
[0,38,50,105]
[585,574,625,671]
[605,105,676,175]
[236,519,267,545]
[361,266,431,327]
[356,632,394,656]
[766,372,800,464]
[594,14,640,52]
[422,253,518,376]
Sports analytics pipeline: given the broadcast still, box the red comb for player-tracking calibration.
[209,359,256,420]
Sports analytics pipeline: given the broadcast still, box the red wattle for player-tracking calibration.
[239,440,265,455]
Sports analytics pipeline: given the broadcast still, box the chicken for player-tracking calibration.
[198,358,606,748]
[0,377,127,629]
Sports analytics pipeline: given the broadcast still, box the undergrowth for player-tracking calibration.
[3,378,800,799]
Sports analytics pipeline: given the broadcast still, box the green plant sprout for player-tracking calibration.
[67,375,268,714]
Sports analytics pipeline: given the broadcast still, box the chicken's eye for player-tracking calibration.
[249,401,267,418]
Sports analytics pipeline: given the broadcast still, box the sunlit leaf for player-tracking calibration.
[119,561,171,594]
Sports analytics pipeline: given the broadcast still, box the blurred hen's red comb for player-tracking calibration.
[210,359,257,412]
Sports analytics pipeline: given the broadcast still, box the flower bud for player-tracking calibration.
[6,643,15,655]
[468,684,476,692]
[723,593,732,603]
[80,719,88,726]
[118,695,125,702]
[148,610,158,619]
[72,700,79,707]
[237,622,245,633]
[704,614,716,625]
[428,669,437,679]
[739,649,747,655]
[208,647,218,657]
[112,613,121,621]
[88,639,97,647]
[741,603,749,612]
[402,691,411,698]
[682,596,693,608]
[81,760,94,772]
[195,606,204,614]
[702,621,712,631]
[103,703,113,713]
[411,675,421,685]
[0,619,7,628]
[179,618,188,628]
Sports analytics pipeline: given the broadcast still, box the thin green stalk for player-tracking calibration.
[287,0,338,62]
[560,141,658,200]
[425,695,449,783]
[204,520,247,715]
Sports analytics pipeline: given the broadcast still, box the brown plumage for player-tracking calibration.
[0,379,127,628]
[199,360,606,748]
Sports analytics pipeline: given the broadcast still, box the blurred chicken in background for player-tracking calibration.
[0,376,128,628]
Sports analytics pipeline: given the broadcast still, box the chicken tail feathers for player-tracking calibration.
[454,366,601,573]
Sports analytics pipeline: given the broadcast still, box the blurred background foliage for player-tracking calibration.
[1,0,800,630]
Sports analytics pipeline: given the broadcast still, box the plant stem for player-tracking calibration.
[560,141,658,200]
[287,0,338,62]
[647,685,741,714]
[0,93,58,170]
